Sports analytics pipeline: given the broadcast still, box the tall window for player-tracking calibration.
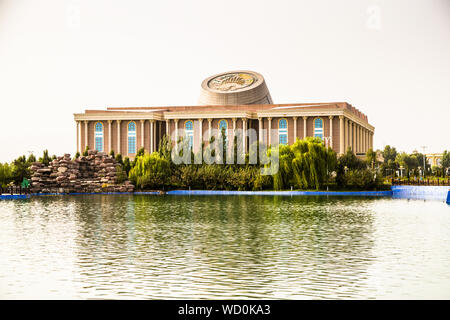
[218,119,228,146]
[314,118,323,139]
[279,119,288,145]
[128,121,136,154]
[185,120,193,150]
[95,122,103,152]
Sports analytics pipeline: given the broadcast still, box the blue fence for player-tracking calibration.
[166,190,393,196]
[392,185,450,202]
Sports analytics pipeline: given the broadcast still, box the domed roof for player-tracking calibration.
[198,70,273,105]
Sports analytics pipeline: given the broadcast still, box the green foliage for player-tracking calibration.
[74,151,80,159]
[116,165,127,184]
[39,150,52,166]
[382,145,397,164]
[340,169,385,190]
[82,146,89,156]
[115,153,123,165]
[366,148,377,169]
[27,154,36,163]
[11,155,31,185]
[123,157,131,175]
[109,149,115,158]
[0,162,13,187]
[271,137,337,190]
[129,153,171,189]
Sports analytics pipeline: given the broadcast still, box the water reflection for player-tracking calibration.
[0,195,449,299]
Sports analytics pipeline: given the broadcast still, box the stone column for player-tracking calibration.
[358,126,362,153]
[344,118,349,153]
[329,116,334,149]
[268,117,272,146]
[258,118,263,144]
[292,116,297,142]
[77,121,81,152]
[242,118,247,153]
[198,118,203,152]
[84,120,88,151]
[208,118,212,141]
[174,119,179,143]
[108,120,112,153]
[117,120,121,154]
[166,119,170,137]
[339,116,344,154]
[140,120,145,151]
[150,120,155,153]
[349,121,353,151]
[363,128,366,153]
[303,116,308,138]
[353,123,356,153]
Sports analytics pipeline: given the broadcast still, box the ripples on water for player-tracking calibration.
[0,195,449,299]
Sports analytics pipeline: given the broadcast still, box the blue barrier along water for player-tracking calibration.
[167,190,393,196]
[447,190,450,205]
[392,185,450,202]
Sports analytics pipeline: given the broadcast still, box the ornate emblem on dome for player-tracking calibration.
[208,72,256,92]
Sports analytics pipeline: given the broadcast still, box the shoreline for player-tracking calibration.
[1,186,449,202]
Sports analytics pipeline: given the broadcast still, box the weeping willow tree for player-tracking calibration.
[272,137,337,190]
[128,152,171,190]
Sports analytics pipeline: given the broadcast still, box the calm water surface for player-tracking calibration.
[1,195,449,299]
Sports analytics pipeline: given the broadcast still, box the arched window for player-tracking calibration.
[218,119,229,147]
[185,120,194,150]
[314,118,323,139]
[95,122,103,152]
[128,121,136,154]
[279,119,288,145]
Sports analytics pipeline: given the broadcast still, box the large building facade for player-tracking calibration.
[74,71,374,158]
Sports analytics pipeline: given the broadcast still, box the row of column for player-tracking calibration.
[76,120,159,156]
[339,116,374,155]
[77,116,374,156]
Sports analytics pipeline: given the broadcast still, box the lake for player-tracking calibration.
[0,195,449,299]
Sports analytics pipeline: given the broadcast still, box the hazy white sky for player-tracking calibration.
[0,0,449,162]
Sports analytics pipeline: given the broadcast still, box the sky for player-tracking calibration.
[0,0,449,162]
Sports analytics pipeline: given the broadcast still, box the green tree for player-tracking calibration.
[129,153,171,190]
[382,145,397,164]
[115,153,123,165]
[123,157,131,175]
[109,149,115,158]
[11,155,31,185]
[0,163,13,187]
[366,148,377,169]
[39,150,52,166]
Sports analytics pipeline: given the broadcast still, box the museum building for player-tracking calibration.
[74,71,374,158]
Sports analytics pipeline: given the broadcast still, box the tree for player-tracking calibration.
[0,163,13,187]
[11,155,31,185]
[115,153,123,165]
[272,137,336,190]
[109,149,115,158]
[396,152,418,178]
[39,150,52,166]
[27,154,36,164]
[382,145,397,164]
[366,148,377,169]
[123,157,131,175]
[129,153,171,190]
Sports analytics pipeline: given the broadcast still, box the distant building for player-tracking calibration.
[426,153,443,167]
[74,71,374,158]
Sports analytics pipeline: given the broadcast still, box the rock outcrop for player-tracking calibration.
[30,150,134,194]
